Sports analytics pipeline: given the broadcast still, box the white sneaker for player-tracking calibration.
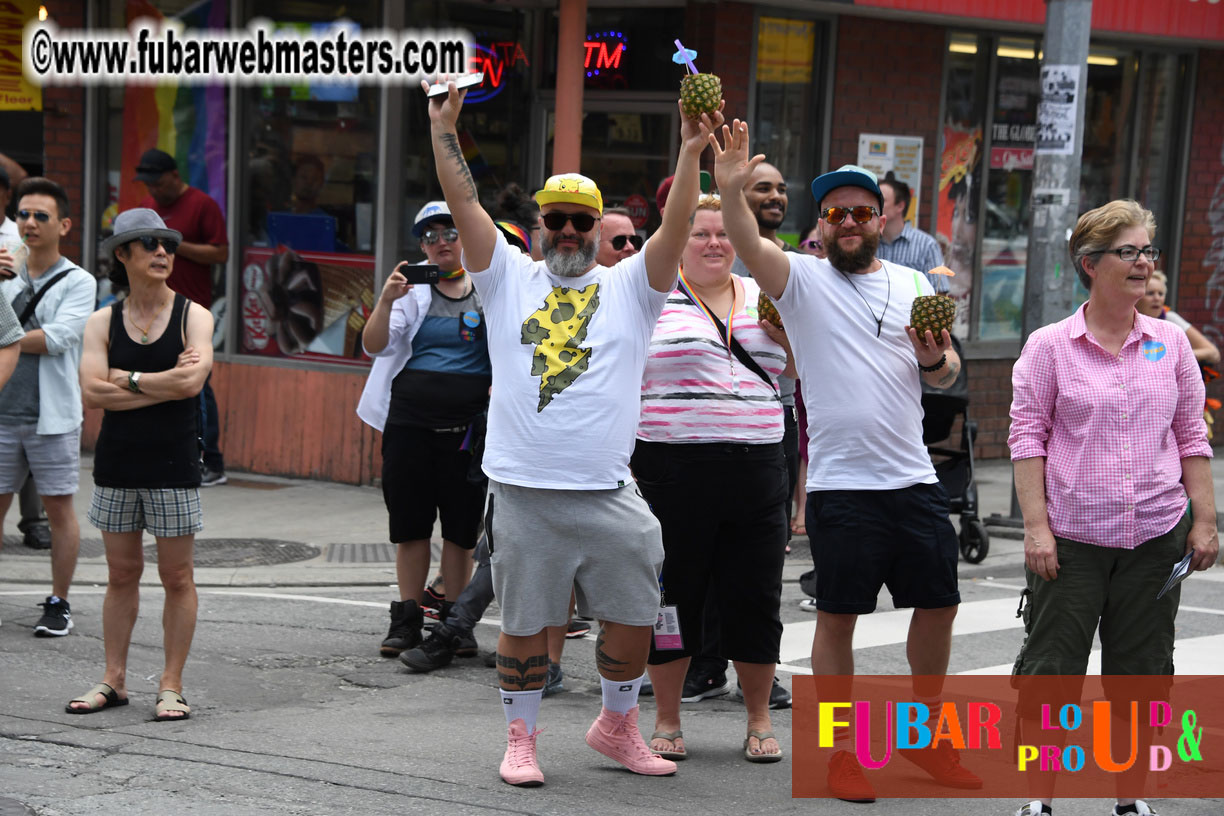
[1112,803,1158,816]
[798,598,818,612]
[1014,802,1044,816]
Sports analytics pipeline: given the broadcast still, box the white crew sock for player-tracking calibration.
[501,689,543,732]
[600,674,644,714]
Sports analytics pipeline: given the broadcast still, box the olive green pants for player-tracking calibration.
[1013,511,1190,677]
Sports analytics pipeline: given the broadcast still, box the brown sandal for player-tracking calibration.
[65,682,129,714]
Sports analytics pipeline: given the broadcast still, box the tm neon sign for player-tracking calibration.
[585,31,627,80]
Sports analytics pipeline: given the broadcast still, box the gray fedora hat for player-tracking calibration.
[101,208,183,257]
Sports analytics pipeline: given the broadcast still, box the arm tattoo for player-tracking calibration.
[440,132,478,204]
[935,359,961,388]
[594,630,630,675]
[496,653,549,690]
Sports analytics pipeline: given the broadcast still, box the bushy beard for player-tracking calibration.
[825,227,880,273]
[543,232,599,278]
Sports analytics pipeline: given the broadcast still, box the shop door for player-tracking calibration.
[536,100,679,234]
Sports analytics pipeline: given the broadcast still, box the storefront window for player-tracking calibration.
[97,0,230,341]
[237,3,380,365]
[938,33,988,338]
[753,15,827,239]
[939,34,1188,344]
[401,1,534,260]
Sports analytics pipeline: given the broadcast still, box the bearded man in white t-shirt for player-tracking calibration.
[423,78,722,788]
[712,121,981,803]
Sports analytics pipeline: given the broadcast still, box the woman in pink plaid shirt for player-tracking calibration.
[1007,200,1219,816]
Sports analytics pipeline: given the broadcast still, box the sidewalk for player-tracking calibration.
[3,454,1222,588]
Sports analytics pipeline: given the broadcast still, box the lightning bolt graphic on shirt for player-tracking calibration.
[520,283,600,412]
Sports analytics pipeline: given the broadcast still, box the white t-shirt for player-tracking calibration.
[777,255,938,491]
[467,232,670,489]
[0,217,18,242]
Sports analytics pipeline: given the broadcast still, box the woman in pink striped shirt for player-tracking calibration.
[633,195,793,764]
[1008,200,1218,816]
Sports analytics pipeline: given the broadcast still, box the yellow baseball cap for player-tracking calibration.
[534,173,603,215]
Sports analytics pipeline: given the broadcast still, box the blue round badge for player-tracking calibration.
[1142,340,1167,362]
[462,311,481,328]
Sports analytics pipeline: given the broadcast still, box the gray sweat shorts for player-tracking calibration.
[485,479,664,636]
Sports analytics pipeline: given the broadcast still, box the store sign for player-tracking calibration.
[584,37,625,72]
[624,194,649,229]
[0,0,42,111]
[857,133,924,224]
[990,146,1034,171]
[466,40,528,104]
[756,17,815,84]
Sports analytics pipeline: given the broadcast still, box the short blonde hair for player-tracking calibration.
[690,194,722,221]
[1149,269,1168,287]
[1069,199,1156,290]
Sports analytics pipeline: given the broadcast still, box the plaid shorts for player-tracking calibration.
[88,486,204,537]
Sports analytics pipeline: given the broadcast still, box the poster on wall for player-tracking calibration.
[240,247,375,366]
[856,134,923,224]
[0,0,41,111]
[1035,64,1080,156]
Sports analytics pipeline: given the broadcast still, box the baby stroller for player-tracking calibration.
[921,336,989,563]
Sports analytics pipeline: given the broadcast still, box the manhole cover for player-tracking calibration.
[0,798,36,816]
[145,538,320,567]
[326,542,397,563]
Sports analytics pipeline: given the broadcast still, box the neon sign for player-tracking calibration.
[465,40,529,103]
[585,31,627,88]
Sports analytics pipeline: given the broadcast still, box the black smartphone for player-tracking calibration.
[400,264,441,285]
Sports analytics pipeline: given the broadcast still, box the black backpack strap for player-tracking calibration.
[16,268,72,327]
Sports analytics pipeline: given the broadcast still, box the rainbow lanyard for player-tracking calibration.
[440,266,466,280]
[676,267,743,391]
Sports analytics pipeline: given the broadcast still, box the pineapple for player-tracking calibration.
[910,294,956,336]
[758,290,783,329]
[680,73,722,119]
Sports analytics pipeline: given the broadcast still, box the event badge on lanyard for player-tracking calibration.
[653,578,683,650]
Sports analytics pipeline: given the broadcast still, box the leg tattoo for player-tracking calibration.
[497,653,549,690]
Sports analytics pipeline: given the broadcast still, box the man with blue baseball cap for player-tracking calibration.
[712,125,976,802]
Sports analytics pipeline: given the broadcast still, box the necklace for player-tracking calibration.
[126,297,171,344]
[840,268,889,338]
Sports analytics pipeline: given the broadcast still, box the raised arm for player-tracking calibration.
[643,101,724,293]
[710,121,790,298]
[421,80,498,273]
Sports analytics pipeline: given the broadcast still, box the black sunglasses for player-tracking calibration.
[17,209,51,223]
[421,227,459,245]
[130,235,179,254]
[541,212,600,232]
[821,206,879,225]
[611,234,643,251]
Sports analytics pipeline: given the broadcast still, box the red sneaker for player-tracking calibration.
[899,741,983,789]
[827,750,877,802]
[499,719,544,787]
[585,706,677,776]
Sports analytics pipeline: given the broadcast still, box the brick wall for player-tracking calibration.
[40,1,87,265]
[827,15,947,228]
[1175,48,1224,427]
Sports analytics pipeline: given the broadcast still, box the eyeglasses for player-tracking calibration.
[421,228,460,245]
[17,210,51,223]
[821,206,879,225]
[800,238,823,251]
[1094,245,1160,263]
[610,234,643,251]
[132,236,179,254]
[541,211,600,232]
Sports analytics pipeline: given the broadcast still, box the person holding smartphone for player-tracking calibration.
[357,201,489,660]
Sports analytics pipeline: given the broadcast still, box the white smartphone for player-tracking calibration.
[425,72,485,97]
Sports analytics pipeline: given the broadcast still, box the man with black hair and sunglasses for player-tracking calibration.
[423,77,721,788]
[0,177,96,638]
[595,207,643,267]
[713,127,976,802]
[135,148,229,487]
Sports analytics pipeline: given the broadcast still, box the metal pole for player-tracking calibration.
[993,0,1093,528]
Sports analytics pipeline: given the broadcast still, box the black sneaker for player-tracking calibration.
[421,585,446,621]
[681,671,731,703]
[379,600,423,656]
[400,623,461,672]
[34,596,73,637]
[22,525,52,550]
[200,467,227,487]
[565,618,592,639]
[542,661,564,696]
[730,676,793,710]
[454,630,478,657]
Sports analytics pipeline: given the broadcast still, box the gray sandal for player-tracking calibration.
[650,729,687,760]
